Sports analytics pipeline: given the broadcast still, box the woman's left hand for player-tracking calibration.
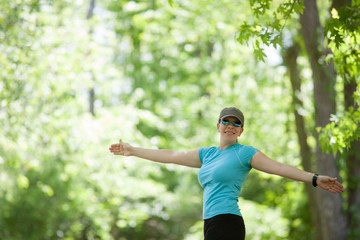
[317,176,344,193]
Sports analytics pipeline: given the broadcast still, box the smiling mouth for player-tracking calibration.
[225,131,235,134]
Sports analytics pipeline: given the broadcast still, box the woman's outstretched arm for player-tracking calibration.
[109,139,202,168]
[250,151,344,194]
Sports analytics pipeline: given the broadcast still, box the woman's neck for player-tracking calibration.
[219,140,237,150]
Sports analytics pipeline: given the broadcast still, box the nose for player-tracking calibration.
[226,124,234,129]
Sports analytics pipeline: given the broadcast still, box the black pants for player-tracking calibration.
[204,214,245,240]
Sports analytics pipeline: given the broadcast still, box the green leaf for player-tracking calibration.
[168,0,175,7]
[254,46,267,62]
[17,174,29,189]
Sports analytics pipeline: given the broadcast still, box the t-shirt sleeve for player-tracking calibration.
[238,145,259,169]
[198,147,213,164]
[198,147,206,164]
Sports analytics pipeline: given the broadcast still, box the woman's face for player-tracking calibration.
[217,116,244,143]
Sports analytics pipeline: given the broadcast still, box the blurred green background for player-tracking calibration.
[1,0,359,239]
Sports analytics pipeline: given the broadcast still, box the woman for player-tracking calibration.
[109,107,344,240]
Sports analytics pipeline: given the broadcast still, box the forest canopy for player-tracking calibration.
[0,0,359,239]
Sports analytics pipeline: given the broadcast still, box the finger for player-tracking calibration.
[325,182,343,193]
[120,139,124,154]
[333,184,344,192]
[326,184,339,193]
[333,180,344,191]
[334,182,343,189]
[329,177,337,182]
[334,180,343,187]
[329,189,337,194]
[109,147,118,152]
[327,187,335,193]
[331,184,343,193]
[113,150,122,155]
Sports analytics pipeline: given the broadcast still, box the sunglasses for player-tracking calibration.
[221,119,242,127]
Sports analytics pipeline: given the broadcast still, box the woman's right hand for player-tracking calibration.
[109,139,133,156]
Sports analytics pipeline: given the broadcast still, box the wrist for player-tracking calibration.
[128,146,137,156]
[312,173,318,187]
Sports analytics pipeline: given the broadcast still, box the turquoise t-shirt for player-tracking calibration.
[198,143,258,219]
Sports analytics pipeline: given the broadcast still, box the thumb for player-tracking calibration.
[329,177,337,182]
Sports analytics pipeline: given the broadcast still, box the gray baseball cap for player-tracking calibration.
[219,107,244,127]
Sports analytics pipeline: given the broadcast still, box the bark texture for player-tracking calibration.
[283,43,321,239]
[332,0,359,237]
[87,0,96,116]
[299,0,348,239]
[344,62,360,240]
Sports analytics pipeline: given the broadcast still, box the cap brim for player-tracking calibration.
[221,114,242,124]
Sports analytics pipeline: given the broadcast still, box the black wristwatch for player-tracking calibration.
[312,174,318,187]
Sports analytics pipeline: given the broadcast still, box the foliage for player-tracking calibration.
[236,0,304,61]
[1,0,352,239]
[235,0,360,238]
[319,1,360,154]
[318,105,360,155]
[236,0,360,155]
[325,2,360,79]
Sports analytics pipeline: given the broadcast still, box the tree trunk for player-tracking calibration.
[333,0,359,238]
[344,73,360,239]
[89,87,95,116]
[87,0,96,116]
[283,43,320,240]
[299,0,348,239]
